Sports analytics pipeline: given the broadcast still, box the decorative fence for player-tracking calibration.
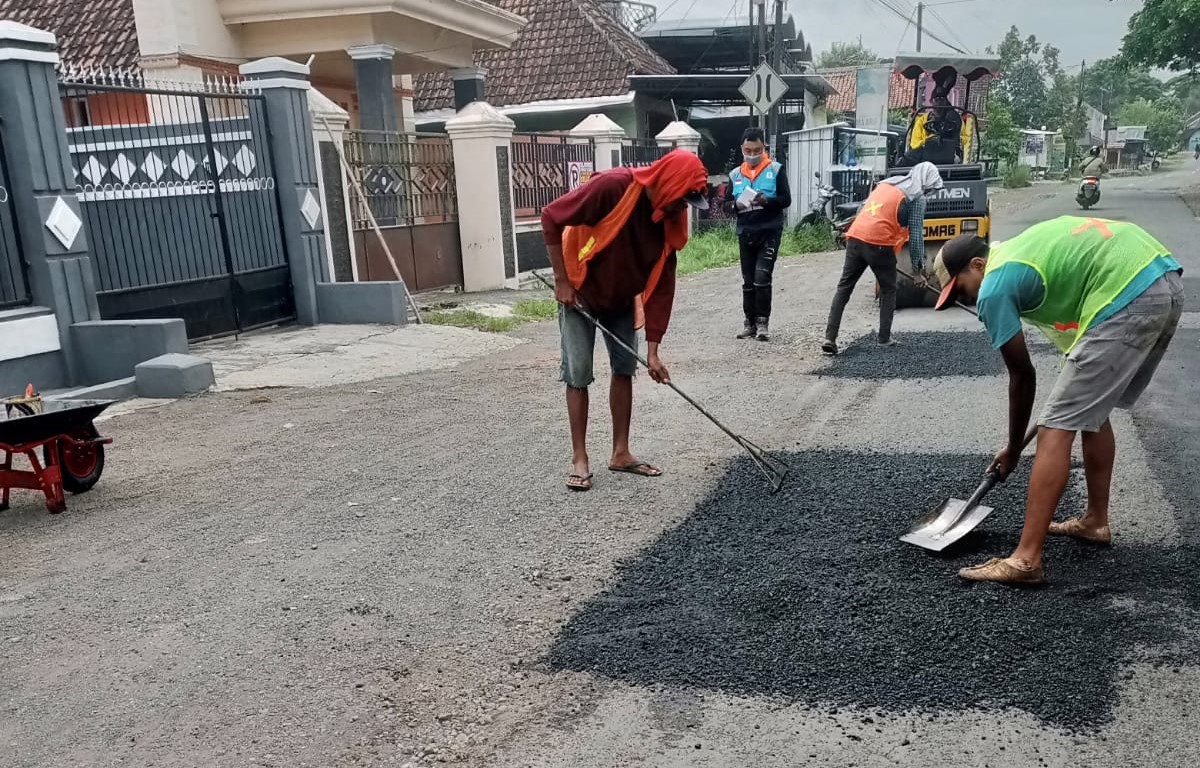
[621,138,672,168]
[342,130,463,291]
[342,130,457,227]
[511,133,595,220]
[61,75,294,340]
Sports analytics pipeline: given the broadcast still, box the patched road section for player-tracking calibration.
[548,450,1200,731]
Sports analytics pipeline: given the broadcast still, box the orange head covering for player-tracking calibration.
[630,148,708,249]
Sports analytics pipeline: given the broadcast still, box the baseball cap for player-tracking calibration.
[933,235,991,311]
[683,189,709,210]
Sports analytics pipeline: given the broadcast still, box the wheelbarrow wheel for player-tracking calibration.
[44,426,105,494]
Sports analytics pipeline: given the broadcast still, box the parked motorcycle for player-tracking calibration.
[799,173,861,248]
[799,173,847,228]
[1076,176,1101,210]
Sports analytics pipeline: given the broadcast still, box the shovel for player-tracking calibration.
[900,424,1040,552]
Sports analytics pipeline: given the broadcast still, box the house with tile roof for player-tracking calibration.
[413,0,678,137]
[0,0,527,131]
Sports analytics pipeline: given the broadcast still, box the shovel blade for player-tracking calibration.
[900,498,995,552]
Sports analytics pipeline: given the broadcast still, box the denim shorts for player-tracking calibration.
[558,303,639,388]
[1040,272,1185,432]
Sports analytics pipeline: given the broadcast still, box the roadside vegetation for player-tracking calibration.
[678,224,835,276]
[424,298,558,333]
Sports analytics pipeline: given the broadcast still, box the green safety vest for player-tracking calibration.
[985,215,1171,354]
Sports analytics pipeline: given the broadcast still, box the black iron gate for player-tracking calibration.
[0,127,30,310]
[62,78,294,340]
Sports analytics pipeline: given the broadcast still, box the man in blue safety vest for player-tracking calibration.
[728,126,791,341]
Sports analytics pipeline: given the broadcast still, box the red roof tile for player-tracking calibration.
[818,67,913,113]
[0,0,139,71]
[415,0,674,112]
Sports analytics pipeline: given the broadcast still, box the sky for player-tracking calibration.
[647,0,1145,73]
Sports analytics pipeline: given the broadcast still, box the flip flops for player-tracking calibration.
[566,473,593,492]
[608,462,663,478]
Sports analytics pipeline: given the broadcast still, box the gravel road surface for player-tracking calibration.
[1,172,1197,768]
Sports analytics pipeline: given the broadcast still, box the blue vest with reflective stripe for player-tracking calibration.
[730,161,782,199]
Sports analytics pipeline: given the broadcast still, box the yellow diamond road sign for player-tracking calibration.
[739,62,788,116]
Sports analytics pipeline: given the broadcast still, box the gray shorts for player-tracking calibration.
[559,303,639,389]
[1040,271,1185,432]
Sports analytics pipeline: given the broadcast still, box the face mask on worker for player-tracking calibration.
[744,153,764,166]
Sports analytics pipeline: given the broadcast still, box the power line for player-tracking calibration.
[926,6,974,54]
[868,0,966,53]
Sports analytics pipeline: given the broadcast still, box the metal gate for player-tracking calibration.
[0,127,30,310]
[62,77,294,340]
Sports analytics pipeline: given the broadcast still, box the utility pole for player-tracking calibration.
[916,2,924,52]
[769,0,784,153]
[756,0,767,127]
[748,0,756,122]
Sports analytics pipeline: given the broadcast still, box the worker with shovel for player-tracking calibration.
[541,149,710,492]
[933,218,1184,584]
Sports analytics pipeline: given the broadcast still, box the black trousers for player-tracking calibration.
[739,229,782,321]
[824,238,899,343]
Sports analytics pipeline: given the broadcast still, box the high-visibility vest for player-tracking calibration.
[846,182,908,252]
[730,159,782,199]
[985,215,1173,353]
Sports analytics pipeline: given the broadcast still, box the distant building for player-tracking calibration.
[1105,125,1149,169]
[1185,111,1200,152]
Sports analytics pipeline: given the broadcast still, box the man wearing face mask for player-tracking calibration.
[727,127,791,341]
[821,162,943,355]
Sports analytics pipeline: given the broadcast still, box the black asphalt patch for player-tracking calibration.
[815,331,1004,379]
[548,450,1200,731]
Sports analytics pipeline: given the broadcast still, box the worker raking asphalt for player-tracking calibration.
[547,449,1200,731]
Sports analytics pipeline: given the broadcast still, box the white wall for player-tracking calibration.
[133,0,240,61]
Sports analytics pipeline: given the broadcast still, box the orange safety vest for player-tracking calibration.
[847,182,909,253]
[561,182,672,330]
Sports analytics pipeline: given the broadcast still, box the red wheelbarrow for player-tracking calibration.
[0,399,113,514]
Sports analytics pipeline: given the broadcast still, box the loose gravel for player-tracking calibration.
[548,449,1200,731]
[815,331,1005,379]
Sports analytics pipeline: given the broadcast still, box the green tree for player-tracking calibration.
[1120,0,1200,73]
[1080,56,1164,116]
[1116,97,1185,151]
[817,41,879,69]
[983,99,1021,166]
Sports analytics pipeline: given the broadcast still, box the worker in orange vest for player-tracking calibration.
[821,162,944,355]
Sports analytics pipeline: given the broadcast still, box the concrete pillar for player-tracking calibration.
[656,121,703,232]
[445,102,517,292]
[570,113,627,172]
[0,22,101,384]
[240,57,328,325]
[656,121,702,154]
[349,45,398,133]
[309,87,357,283]
[450,67,487,111]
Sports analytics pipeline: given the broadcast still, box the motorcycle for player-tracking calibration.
[799,173,861,248]
[1076,176,1101,210]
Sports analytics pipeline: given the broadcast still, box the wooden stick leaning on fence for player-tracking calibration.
[317,116,423,325]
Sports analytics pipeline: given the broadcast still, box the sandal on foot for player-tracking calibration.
[566,473,593,492]
[958,557,1045,585]
[821,340,839,356]
[608,462,663,478]
[1048,517,1112,545]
